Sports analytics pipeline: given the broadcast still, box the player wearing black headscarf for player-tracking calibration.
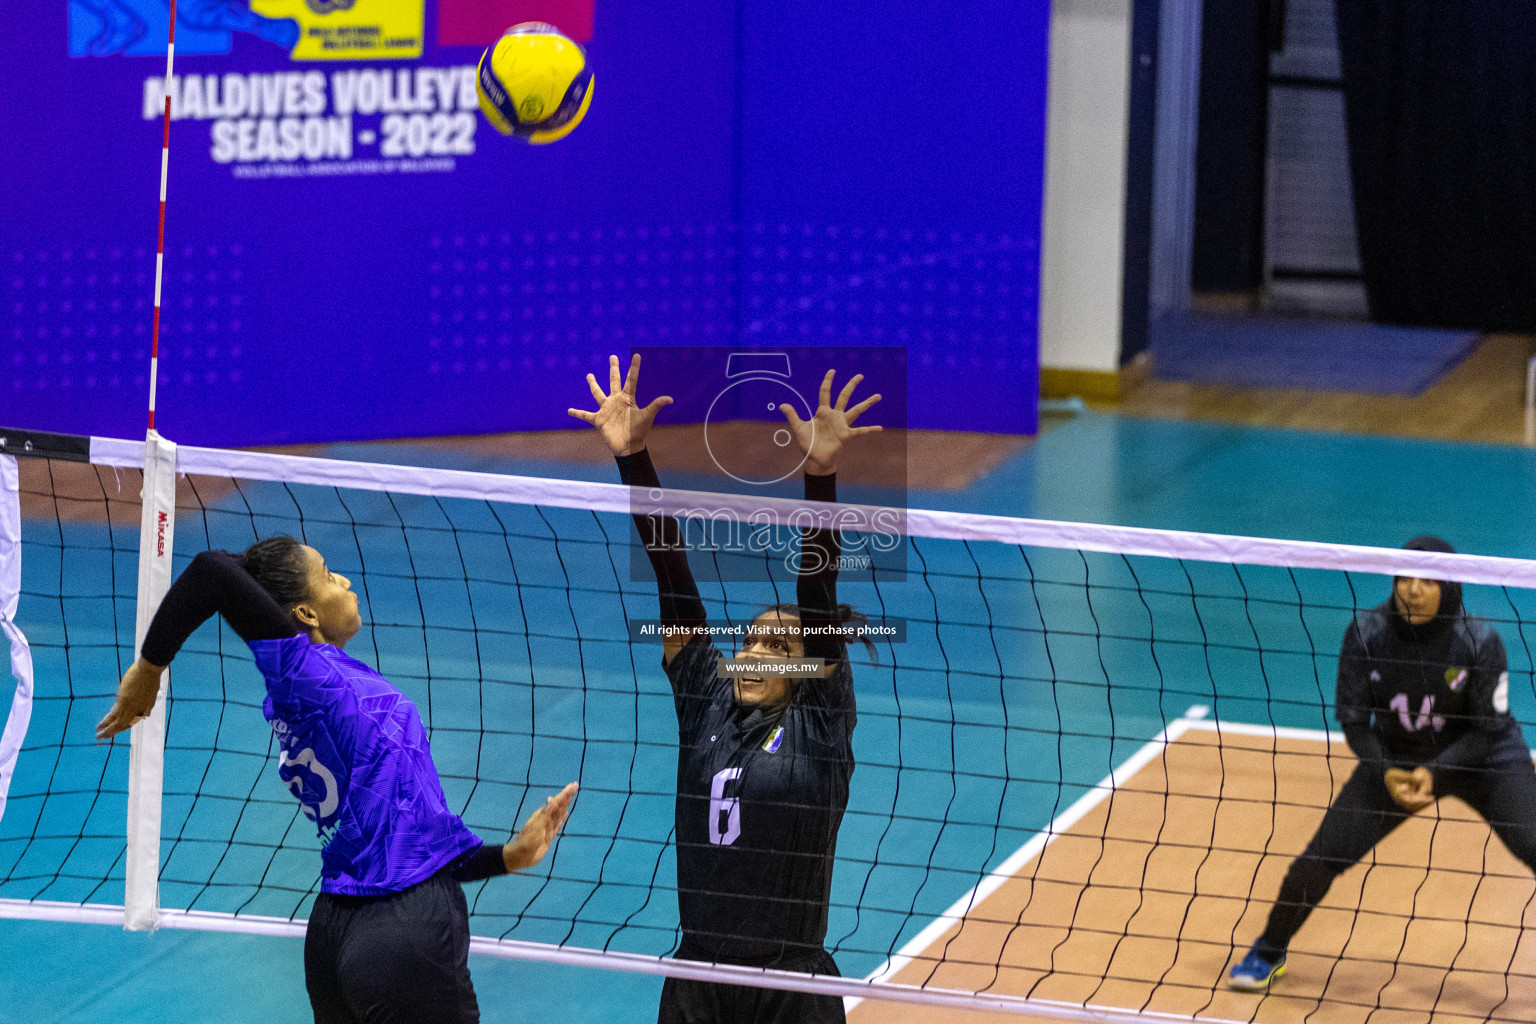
[570,355,881,1024]
[1230,535,1536,990]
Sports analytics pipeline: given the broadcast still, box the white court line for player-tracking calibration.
[849,705,1211,1009]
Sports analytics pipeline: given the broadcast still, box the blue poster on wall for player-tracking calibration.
[5,1,1047,445]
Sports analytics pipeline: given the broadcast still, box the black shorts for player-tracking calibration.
[305,868,479,1024]
[657,950,844,1024]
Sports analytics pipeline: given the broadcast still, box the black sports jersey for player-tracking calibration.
[665,639,855,966]
[618,447,855,968]
[1335,599,1510,770]
[1247,537,1536,967]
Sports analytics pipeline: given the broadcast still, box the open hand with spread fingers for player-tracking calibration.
[568,354,673,456]
[778,369,883,476]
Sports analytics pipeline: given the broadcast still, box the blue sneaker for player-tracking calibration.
[1228,947,1285,991]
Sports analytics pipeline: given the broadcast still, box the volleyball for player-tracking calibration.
[476,22,594,145]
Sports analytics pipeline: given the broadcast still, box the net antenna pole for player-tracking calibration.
[125,1,181,932]
[0,454,36,828]
[148,0,177,436]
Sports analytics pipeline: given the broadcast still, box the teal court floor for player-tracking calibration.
[5,411,1536,1024]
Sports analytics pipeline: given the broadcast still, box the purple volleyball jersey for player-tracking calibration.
[249,635,481,895]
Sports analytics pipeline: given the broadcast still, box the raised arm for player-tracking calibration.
[779,370,882,686]
[797,470,841,665]
[569,354,706,664]
[619,448,708,664]
[97,550,298,740]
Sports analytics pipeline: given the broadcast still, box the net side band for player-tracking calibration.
[80,433,1536,589]
[0,428,91,463]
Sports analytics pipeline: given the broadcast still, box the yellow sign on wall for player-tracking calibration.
[251,0,426,61]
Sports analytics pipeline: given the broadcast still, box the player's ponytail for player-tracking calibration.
[242,535,311,612]
[832,603,879,660]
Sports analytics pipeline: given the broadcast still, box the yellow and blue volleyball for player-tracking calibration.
[476,23,593,145]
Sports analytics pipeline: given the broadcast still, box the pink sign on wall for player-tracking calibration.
[437,0,594,46]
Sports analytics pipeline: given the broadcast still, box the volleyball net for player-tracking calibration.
[3,429,1536,1022]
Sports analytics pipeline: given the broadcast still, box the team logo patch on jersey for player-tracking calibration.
[1445,667,1468,691]
[762,725,784,753]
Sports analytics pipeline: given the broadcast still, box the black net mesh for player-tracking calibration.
[4,450,1536,1020]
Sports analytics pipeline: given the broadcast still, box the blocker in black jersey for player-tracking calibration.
[1234,535,1536,985]
[570,354,882,1024]
[665,637,854,965]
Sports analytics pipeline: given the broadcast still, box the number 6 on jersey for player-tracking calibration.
[709,767,742,846]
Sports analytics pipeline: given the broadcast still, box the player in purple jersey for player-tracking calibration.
[97,537,578,1024]
[570,354,882,1024]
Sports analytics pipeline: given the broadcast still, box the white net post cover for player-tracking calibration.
[124,430,177,931]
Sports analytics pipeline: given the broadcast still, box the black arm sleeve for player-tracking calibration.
[449,842,508,882]
[140,550,298,666]
[615,449,707,629]
[1433,729,1496,777]
[1334,619,1373,729]
[798,472,842,665]
[1343,724,1386,772]
[1335,619,1386,771]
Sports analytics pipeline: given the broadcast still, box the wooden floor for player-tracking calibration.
[850,727,1536,1024]
[1118,334,1536,446]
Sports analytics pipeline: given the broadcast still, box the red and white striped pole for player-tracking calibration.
[148,0,178,432]
[125,0,181,934]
